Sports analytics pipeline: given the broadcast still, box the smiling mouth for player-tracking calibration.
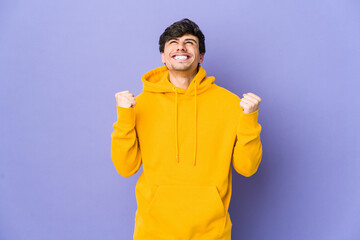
[172,54,191,61]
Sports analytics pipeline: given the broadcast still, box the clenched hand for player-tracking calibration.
[115,90,136,108]
[240,92,261,114]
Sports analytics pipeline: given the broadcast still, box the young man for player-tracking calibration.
[111,18,262,240]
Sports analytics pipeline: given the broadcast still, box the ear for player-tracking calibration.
[199,53,205,64]
[161,52,166,64]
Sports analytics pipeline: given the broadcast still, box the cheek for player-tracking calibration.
[166,47,175,55]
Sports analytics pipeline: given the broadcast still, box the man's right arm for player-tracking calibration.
[110,91,142,178]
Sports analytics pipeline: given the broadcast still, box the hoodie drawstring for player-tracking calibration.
[194,80,197,166]
[174,87,179,163]
[173,81,197,166]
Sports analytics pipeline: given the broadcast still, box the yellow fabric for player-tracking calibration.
[111,65,263,240]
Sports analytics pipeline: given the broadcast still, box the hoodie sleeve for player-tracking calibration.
[232,107,263,177]
[110,105,142,178]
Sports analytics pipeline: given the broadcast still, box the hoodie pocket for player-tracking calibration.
[145,185,226,238]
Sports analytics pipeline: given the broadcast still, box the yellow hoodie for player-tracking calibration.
[111,65,262,240]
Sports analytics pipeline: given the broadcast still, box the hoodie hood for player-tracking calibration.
[141,65,215,166]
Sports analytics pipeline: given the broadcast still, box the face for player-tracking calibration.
[161,34,204,73]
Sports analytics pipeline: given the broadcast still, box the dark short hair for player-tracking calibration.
[159,18,205,54]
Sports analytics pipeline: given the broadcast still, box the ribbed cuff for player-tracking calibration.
[239,108,259,129]
[116,105,136,127]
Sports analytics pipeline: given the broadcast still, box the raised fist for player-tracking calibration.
[240,92,261,114]
[115,90,136,108]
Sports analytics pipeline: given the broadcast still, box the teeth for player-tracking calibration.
[174,55,187,60]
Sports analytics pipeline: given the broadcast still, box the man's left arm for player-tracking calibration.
[232,93,263,177]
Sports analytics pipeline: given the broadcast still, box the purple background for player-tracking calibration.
[1,0,359,239]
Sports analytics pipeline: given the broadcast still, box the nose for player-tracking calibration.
[177,42,186,52]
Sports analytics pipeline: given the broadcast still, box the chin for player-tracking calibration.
[169,64,197,72]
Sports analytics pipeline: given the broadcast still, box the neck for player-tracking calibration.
[168,67,198,90]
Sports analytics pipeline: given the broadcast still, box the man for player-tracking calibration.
[111,18,262,240]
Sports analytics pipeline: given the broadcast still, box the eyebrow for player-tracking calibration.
[184,38,197,43]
